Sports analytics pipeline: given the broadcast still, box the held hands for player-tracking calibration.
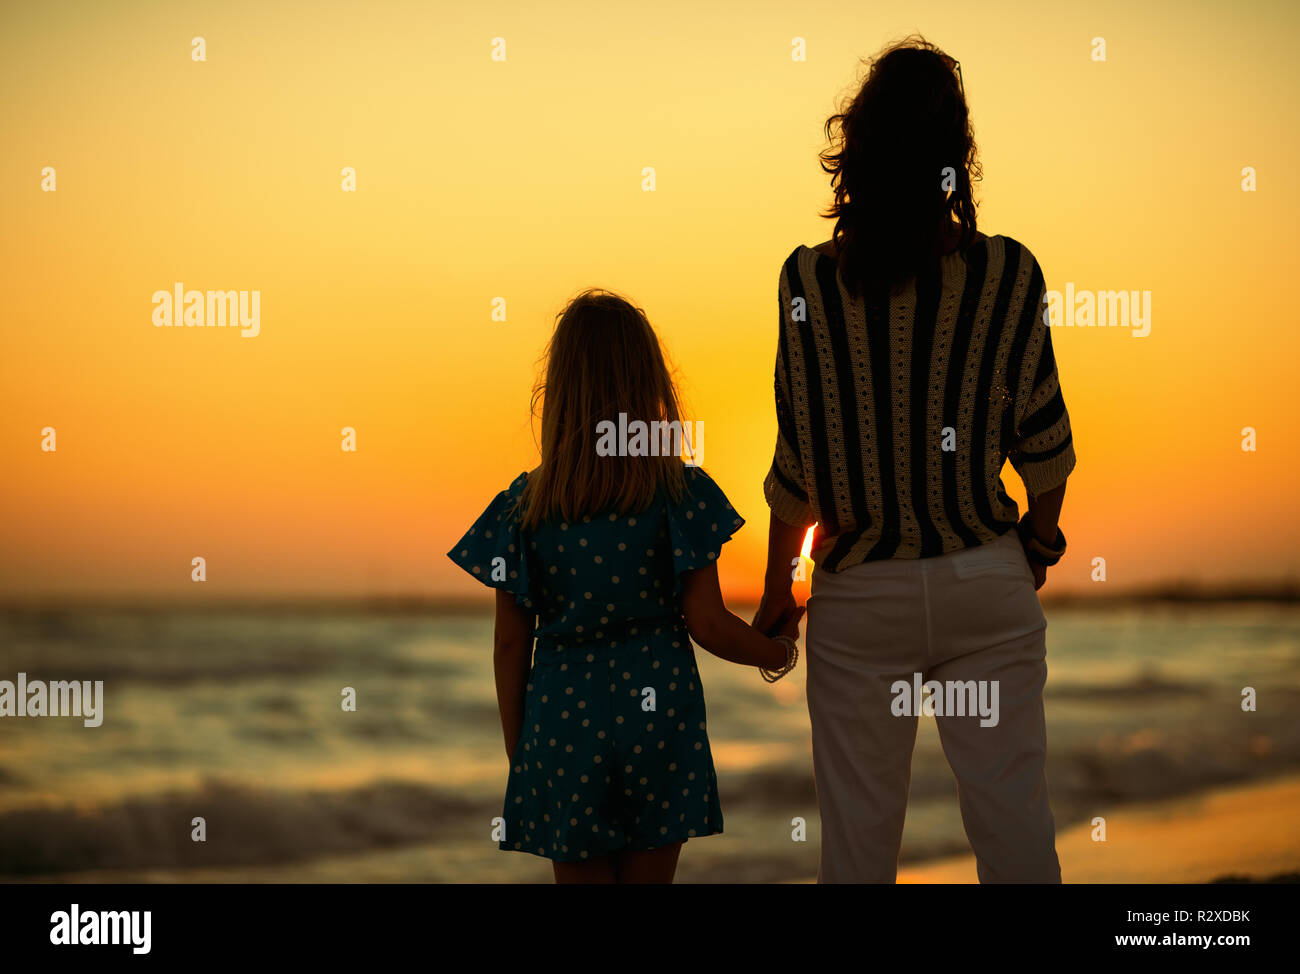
[772,604,805,639]
[753,512,810,680]
[753,591,804,681]
[753,591,803,639]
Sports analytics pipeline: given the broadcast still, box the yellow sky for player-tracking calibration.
[2,0,1297,600]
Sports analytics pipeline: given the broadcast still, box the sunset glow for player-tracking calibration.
[2,0,1297,602]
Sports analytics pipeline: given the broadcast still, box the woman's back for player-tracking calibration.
[764,234,1075,571]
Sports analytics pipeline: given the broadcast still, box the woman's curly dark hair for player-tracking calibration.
[820,36,982,297]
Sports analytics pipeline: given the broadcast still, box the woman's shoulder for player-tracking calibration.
[777,242,827,272]
[786,240,838,266]
[778,243,837,293]
[989,234,1042,271]
[799,231,1001,263]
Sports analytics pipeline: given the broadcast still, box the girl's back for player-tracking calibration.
[453,465,743,651]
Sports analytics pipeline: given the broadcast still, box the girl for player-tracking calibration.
[448,289,802,884]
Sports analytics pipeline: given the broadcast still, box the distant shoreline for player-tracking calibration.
[1,583,1297,616]
[1040,581,1300,607]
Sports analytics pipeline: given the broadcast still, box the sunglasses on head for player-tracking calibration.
[938,54,964,95]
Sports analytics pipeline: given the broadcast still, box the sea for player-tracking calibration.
[1,602,1297,883]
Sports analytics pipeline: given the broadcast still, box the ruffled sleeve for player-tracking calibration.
[446,472,534,609]
[666,467,745,582]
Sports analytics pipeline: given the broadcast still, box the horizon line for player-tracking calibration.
[0,579,1297,614]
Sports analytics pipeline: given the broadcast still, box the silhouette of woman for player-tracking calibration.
[752,37,1076,883]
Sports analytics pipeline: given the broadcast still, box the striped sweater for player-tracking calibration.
[764,235,1076,572]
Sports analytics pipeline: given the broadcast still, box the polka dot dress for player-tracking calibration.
[448,466,744,862]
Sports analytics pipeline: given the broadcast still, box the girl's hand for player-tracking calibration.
[1030,561,1047,591]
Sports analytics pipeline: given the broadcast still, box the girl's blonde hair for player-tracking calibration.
[518,289,688,530]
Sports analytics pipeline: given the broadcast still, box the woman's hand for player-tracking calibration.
[753,590,800,637]
[756,512,809,635]
[1024,482,1065,593]
[776,604,805,639]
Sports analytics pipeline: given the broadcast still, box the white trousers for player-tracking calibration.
[806,529,1061,883]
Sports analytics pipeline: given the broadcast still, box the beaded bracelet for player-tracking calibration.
[761,635,799,683]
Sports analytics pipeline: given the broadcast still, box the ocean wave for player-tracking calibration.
[1046,674,1208,699]
[0,780,494,879]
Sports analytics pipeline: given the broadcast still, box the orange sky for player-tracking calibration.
[2,0,1297,601]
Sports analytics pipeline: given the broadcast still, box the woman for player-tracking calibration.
[753,37,1076,883]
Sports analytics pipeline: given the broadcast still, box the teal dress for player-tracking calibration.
[448,466,744,862]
